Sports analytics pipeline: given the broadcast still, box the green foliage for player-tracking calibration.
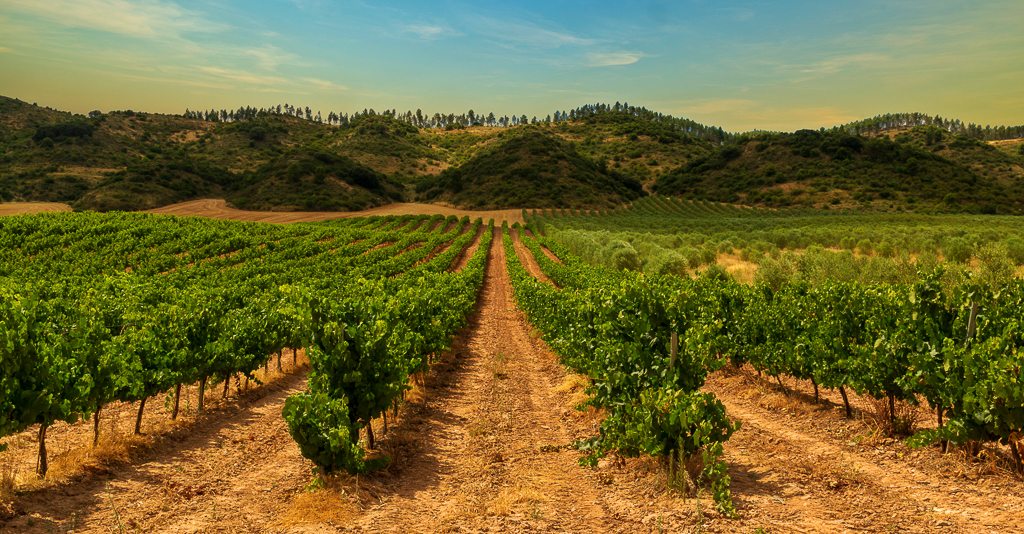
[230,150,400,211]
[504,227,740,511]
[530,201,1024,467]
[653,126,1022,213]
[0,211,493,475]
[417,129,644,209]
[283,388,380,475]
[943,238,972,263]
[33,119,96,142]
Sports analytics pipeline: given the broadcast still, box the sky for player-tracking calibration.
[1,0,1022,132]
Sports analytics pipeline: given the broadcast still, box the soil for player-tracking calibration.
[449,223,487,272]
[0,202,72,216]
[146,200,526,226]
[2,224,1022,533]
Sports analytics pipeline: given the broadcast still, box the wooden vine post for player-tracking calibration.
[172,384,182,420]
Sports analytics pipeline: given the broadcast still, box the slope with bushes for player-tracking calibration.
[653,127,1024,214]
[416,128,645,209]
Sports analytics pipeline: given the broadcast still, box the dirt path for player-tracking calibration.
[511,230,556,287]
[703,371,1024,533]
[1,360,314,533]
[449,223,487,272]
[346,231,612,533]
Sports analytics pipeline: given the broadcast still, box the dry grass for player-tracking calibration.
[0,202,72,216]
[489,351,509,380]
[554,373,591,410]
[715,254,757,284]
[667,450,708,496]
[0,436,26,502]
[275,475,365,528]
[866,396,921,437]
[485,483,548,516]
[792,453,866,492]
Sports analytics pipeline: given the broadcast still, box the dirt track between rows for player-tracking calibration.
[343,230,613,532]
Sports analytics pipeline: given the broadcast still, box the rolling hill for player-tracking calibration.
[415,128,645,209]
[2,95,1023,214]
[653,127,1024,214]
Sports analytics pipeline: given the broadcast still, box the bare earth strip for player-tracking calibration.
[146,199,527,225]
[1,356,316,533]
[344,231,613,533]
[0,202,72,216]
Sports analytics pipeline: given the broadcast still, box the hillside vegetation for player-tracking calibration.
[416,128,644,209]
[1,95,1023,213]
[654,127,1024,214]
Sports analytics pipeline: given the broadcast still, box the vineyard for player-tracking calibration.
[525,199,1024,467]
[1,203,1023,532]
[0,210,491,479]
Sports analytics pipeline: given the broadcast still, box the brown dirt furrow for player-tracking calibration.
[440,220,459,234]
[426,218,445,232]
[540,245,563,265]
[348,230,614,533]
[405,217,429,233]
[705,372,1024,533]
[1,357,314,534]
[511,230,557,288]
[449,223,487,273]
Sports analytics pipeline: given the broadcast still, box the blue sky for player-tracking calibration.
[1,0,1022,131]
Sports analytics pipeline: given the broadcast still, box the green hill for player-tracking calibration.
[2,95,1024,214]
[0,97,407,212]
[653,127,1024,214]
[230,150,402,211]
[415,128,645,209]
[549,111,716,191]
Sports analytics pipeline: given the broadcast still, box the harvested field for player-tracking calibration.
[0,202,72,216]
[146,199,527,225]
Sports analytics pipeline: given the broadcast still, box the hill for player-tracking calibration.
[3,95,1024,214]
[414,128,645,209]
[0,98,419,212]
[653,127,1024,214]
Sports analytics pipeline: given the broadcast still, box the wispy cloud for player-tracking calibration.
[403,22,461,41]
[197,66,289,86]
[1,0,224,40]
[588,51,646,67]
[799,53,889,75]
[468,15,596,48]
[303,78,347,91]
[243,44,300,70]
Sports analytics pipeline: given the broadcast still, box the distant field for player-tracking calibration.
[146,199,527,224]
[339,202,526,225]
[0,202,72,216]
